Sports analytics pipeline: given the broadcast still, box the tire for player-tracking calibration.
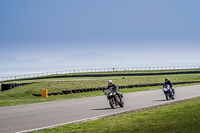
[165,93,170,100]
[119,98,124,107]
[109,98,116,109]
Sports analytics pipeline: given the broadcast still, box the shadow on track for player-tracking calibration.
[91,108,113,110]
[154,99,167,102]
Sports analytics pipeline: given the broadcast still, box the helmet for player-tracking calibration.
[165,78,169,82]
[108,80,112,84]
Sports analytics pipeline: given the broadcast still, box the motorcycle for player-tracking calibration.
[105,87,124,109]
[163,85,175,100]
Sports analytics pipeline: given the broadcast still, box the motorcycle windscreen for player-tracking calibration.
[163,85,170,91]
[106,89,112,95]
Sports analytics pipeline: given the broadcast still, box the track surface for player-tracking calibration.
[0,85,200,133]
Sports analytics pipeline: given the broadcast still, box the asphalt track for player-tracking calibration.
[0,85,200,133]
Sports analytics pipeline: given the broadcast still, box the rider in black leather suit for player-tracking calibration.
[107,80,123,99]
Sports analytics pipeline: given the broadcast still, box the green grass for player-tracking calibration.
[29,96,200,133]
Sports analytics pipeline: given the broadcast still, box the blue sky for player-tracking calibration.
[0,0,200,63]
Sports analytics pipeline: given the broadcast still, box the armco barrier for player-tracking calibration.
[9,70,200,81]
[31,81,200,96]
[1,65,200,82]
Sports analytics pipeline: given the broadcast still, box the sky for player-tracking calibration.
[0,0,200,63]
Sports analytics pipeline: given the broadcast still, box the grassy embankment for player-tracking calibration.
[30,96,200,133]
[0,69,200,107]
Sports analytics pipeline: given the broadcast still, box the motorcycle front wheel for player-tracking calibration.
[119,98,124,107]
[109,98,116,109]
[165,93,170,100]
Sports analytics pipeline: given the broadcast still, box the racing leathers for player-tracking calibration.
[106,84,123,99]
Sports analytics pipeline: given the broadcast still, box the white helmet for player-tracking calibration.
[108,80,112,84]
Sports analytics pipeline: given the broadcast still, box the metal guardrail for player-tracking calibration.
[1,65,200,82]
[12,70,200,81]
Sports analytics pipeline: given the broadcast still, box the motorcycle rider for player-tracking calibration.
[107,80,117,89]
[164,78,175,98]
[107,80,123,99]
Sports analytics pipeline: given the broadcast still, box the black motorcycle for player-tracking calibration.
[105,87,124,109]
